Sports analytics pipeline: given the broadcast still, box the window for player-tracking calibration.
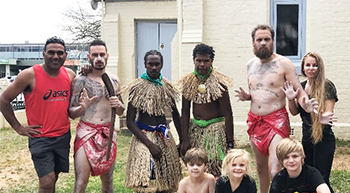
[13,46,20,52]
[31,46,41,52]
[0,47,8,52]
[20,46,31,52]
[270,0,306,74]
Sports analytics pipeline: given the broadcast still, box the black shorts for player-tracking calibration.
[29,131,71,178]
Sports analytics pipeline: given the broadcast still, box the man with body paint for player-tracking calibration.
[235,24,318,193]
[69,39,124,193]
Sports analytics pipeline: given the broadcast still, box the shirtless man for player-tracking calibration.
[69,39,124,193]
[235,24,317,193]
[180,43,234,177]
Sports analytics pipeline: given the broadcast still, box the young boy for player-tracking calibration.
[270,138,331,193]
[178,148,216,193]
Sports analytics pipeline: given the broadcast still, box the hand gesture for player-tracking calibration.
[79,65,92,76]
[16,125,42,138]
[319,110,337,126]
[109,96,124,109]
[80,88,98,110]
[281,81,299,101]
[301,97,319,114]
[234,87,251,101]
[148,143,163,160]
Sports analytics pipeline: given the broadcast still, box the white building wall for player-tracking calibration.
[303,0,350,141]
[102,1,178,85]
[102,0,350,145]
[179,0,272,145]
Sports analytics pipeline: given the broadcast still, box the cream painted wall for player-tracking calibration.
[303,0,350,140]
[0,110,27,129]
[102,1,178,85]
[179,0,272,145]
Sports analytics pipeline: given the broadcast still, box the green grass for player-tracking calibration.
[331,170,350,193]
[1,125,350,193]
[337,139,350,148]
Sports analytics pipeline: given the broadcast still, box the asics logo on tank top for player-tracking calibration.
[43,89,69,100]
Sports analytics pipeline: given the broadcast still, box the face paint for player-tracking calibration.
[92,55,106,70]
[186,162,206,178]
[188,164,202,173]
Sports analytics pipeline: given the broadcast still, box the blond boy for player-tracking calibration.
[270,138,331,193]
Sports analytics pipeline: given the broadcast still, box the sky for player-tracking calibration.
[0,0,95,44]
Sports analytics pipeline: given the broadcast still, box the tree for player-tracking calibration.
[62,0,102,43]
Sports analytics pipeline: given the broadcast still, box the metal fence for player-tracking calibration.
[11,93,25,110]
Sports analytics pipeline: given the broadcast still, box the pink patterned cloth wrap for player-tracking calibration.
[74,121,117,176]
[247,108,290,156]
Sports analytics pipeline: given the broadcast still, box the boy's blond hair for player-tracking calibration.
[221,149,253,177]
[184,148,208,165]
[276,138,306,166]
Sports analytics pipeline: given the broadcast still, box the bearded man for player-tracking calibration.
[235,24,318,193]
[69,39,124,193]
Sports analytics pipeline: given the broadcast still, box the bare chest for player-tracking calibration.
[248,61,285,89]
[186,184,210,193]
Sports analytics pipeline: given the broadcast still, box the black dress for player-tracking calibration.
[215,175,257,193]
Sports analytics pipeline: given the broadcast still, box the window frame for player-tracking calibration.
[270,0,306,74]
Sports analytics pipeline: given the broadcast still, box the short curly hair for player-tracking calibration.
[192,43,215,60]
[44,36,66,51]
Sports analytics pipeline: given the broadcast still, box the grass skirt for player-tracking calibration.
[189,119,227,177]
[125,131,182,193]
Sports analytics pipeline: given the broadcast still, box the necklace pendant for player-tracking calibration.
[198,84,206,93]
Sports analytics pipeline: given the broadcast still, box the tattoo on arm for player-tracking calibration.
[70,78,85,107]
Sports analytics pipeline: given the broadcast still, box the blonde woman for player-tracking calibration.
[215,149,257,193]
[282,52,338,193]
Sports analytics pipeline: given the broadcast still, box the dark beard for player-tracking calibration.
[254,48,273,59]
[91,63,106,70]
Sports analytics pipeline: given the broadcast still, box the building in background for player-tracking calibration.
[0,42,90,110]
[95,0,350,144]
[0,42,90,78]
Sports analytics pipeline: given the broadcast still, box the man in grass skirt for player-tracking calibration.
[179,43,235,177]
[124,50,182,193]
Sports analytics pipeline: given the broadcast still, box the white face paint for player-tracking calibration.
[92,55,106,70]
[93,55,105,65]
[188,164,201,173]
[186,162,206,177]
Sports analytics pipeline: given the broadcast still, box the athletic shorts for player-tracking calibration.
[29,130,71,178]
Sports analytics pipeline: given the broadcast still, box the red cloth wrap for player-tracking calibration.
[74,121,117,176]
[247,108,290,156]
